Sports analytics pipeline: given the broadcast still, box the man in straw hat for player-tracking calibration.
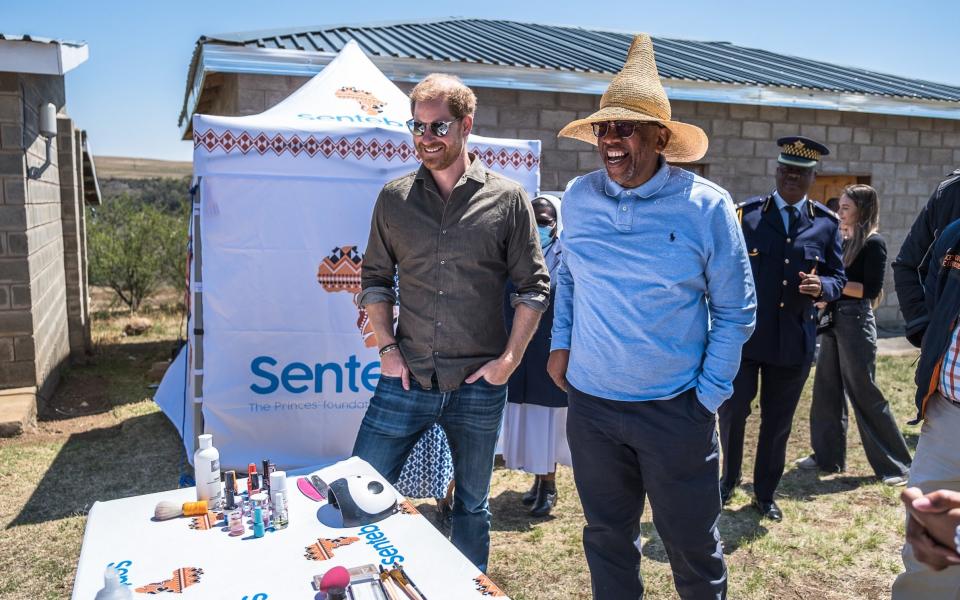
[546,34,756,599]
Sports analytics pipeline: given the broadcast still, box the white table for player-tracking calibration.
[71,458,509,599]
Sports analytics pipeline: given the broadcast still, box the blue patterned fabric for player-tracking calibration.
[394,424,454,499]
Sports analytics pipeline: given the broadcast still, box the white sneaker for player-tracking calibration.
[882,475,909,487]
[795,455,819,470]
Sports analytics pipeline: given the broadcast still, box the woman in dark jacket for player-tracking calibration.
[797,184,912,484]
[502,194,570,517]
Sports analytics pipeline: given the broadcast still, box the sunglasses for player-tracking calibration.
[406,118,460,137]
[591,121,659,139]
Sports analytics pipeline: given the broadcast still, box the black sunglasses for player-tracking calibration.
[591,121,660,139]
[406,118,460,137]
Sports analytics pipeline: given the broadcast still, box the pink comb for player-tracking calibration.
[297,476,325,502]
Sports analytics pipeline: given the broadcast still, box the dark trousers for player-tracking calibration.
[567,385,727,600]
[810,301,912,477]
[718,358,811,502]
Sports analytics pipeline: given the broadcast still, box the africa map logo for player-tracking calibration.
[335,86,386,115]
[317,245,399,348]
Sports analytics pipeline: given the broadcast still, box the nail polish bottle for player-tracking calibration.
[272,491,288,529]
[228,509,245,536]
[252,508,265,538]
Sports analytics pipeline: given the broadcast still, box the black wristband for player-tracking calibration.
[378,343,399,357]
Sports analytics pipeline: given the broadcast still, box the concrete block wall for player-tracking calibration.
[57,116,90,357]
[226,73,310,117]
[0,72,34,388]
[0,72,70,404]
[74,129,91,354]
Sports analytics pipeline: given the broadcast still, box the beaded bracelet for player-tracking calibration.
[954,524,960,556]
[379,343,400,357]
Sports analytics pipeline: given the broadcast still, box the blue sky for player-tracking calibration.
[3,0,958,161]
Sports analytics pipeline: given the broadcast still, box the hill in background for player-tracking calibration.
[95,156,192,179]
[94,156,192,212]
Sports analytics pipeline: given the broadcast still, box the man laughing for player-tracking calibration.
[547,35,756,599]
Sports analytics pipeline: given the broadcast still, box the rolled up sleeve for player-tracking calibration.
[549,244,574,351]
[697,196,757,412]
[359,190,398,307]
[505,188,550,313]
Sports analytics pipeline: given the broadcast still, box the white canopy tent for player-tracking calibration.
[155,40,541,469]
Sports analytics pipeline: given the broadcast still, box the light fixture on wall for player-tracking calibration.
[27,103,57,180]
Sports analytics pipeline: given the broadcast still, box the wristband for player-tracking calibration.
[954,524,960,556]
[379,343,399,357]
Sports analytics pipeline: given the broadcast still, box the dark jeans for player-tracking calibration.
[810,300,912,477]
[352,375,507,572]
[567,385,727,600]
[719,359,811,502]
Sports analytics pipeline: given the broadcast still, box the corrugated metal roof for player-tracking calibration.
[197,19,960,102]
[0,33,86,47]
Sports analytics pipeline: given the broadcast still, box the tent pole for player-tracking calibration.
[191,177,206,455]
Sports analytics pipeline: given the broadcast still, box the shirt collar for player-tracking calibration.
[415,151,486,185]
[773,190,807,213]
[603,156,670,199]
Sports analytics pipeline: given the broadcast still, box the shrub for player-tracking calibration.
[88,196,188,312]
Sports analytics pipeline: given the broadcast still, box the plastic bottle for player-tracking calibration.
[269,471,288,513]
[95,566,133,600]
[252,507,265,538]
[272,490,288,529]
[193,434,222,509]
[228,509,245,536]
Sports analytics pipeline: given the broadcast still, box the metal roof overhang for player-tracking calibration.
[180,44,960,140]
[0,38,88,75]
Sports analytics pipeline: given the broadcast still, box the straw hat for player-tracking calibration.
[558,34,708,163]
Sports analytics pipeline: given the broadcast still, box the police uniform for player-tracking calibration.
[718,137,846,518]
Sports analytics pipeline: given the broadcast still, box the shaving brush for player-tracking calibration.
[154,500,208,520]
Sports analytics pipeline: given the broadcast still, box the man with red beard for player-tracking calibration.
[355,73,549,572]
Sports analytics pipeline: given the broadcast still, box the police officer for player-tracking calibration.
[718,136,847,521]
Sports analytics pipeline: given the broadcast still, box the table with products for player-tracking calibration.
[71,457,508,599]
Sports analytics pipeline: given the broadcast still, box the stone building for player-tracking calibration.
[179,19,960,326]
[0,35,101,434]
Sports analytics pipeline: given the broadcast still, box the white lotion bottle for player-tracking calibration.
[194,434,222,509]
[95,566,133,600]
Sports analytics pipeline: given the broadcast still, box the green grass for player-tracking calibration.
[0,292,922,598]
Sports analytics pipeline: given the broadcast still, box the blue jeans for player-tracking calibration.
[352,375,507,572]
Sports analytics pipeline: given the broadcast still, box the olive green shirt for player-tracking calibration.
[359,155,550,391]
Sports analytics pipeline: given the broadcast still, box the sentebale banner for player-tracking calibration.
[174,40,540,469]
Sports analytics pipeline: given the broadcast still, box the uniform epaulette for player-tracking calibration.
[812,201,839,221]
[735,196,764,223]
[736,196,765,210]
[937,169,960,194]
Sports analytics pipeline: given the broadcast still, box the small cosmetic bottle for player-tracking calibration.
[228,509,245,536]
[272,491,288,529]
[252,508,265,538]
[247,463,260,495]
[250,492,270,527]
[223,471,238,511]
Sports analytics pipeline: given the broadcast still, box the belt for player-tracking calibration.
[833,298,870,306]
